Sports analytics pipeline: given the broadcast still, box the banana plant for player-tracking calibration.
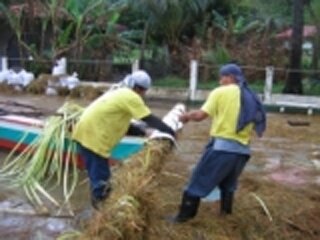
[64,0,102,58]
[64,0,132,58]
[127,0,213,50]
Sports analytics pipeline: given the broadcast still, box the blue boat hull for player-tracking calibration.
[0,115,145,167]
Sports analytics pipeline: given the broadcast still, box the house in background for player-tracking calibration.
[275,25,317,54]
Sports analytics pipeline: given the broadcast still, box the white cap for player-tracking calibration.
[130,70,152,89]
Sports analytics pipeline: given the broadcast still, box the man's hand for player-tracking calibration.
[179,113,189,123]
[145,128,155,137]
[180,110,208,123]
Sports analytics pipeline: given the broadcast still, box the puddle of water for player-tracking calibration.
[266,166,311,187]
[311,159,320,170]
[203,188,220,202]
[264,157,282,170]
[0,149,90,239]
[0,214,76,240]
[315,176,320,185]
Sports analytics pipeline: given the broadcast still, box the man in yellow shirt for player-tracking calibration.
[72,70,174,209]
[169,63,266,223]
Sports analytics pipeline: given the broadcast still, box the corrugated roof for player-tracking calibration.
[276,25,317,39]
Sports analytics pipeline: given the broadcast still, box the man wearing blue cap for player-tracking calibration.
[72,70,175,209]
[169,63,266,223]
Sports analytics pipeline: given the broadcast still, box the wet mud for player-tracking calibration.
[0,93,319,239]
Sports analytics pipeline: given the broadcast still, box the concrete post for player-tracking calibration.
[1,57,8,71]
[131,59,140,73]
[52,57,67,76]
[59,57,67,75]
[264,66,274,103]
[189,60,198,101]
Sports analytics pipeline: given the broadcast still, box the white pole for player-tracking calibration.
[52,57,67,76]
[61,57,67,74]
[189,60,198,101]
[131,59,140,73]
[264,66,274,103]
[1,57,8,71]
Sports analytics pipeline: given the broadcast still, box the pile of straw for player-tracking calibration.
[75,149,320,240]
[80,139,173,240]
[145,170,320,240]
[0,74,105,100]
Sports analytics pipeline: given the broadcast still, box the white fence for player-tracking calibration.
[1,56,320,115]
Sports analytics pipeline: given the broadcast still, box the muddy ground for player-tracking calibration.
[0,93,319,240]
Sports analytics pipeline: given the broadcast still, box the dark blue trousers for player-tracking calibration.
[78,143,111,200]
[185,140,249,198]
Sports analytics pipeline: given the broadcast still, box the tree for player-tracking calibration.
[283,0,305,94]
[126,0,212,49]
[306,0,320,79]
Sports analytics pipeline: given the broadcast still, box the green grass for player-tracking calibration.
[153,76,320,96]
[249,81,285,94]
[153,76,188,88]
[112,49,153,65]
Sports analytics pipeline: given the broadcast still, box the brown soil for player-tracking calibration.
[0,93,319,239]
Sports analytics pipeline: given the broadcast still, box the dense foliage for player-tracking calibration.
[0,0,319,92]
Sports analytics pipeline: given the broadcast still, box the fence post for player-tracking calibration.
[264,66,274,103]
[189,60,198,101]
[52,57,67,76]
[131,59,140,73]
[1,56,8,72]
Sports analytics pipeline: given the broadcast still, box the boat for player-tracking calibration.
[0,103,185,168]
[0,114,146,168]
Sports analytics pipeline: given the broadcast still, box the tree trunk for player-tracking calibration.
[311,31,320,79]
[202,27,213,82]
[27,0,35,20]
[139,22,148,69]
[283,0,304,94]
[306,4,320,79]
[25,0,35,58]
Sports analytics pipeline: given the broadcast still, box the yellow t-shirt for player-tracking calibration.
[72,88,151,158]
[201,84,253,145]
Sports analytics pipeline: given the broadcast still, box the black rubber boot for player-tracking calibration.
[91,183,112,210]
[168,192,200,223]
[220,191,234,215]
[91,196,105,210]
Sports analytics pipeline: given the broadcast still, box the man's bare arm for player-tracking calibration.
[180,110,209,123]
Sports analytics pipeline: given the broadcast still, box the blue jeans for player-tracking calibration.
[185,140,249,198]
[78,143,111,200]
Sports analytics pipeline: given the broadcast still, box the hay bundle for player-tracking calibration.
[229,175,320,239]
[134,170,320,240]
[69,86,104,100]
[80,139,173,239]
[26,74,59,94]
[0,83,15,93]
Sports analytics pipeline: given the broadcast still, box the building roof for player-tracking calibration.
[7,2,68,19]
[276,25,317,39]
